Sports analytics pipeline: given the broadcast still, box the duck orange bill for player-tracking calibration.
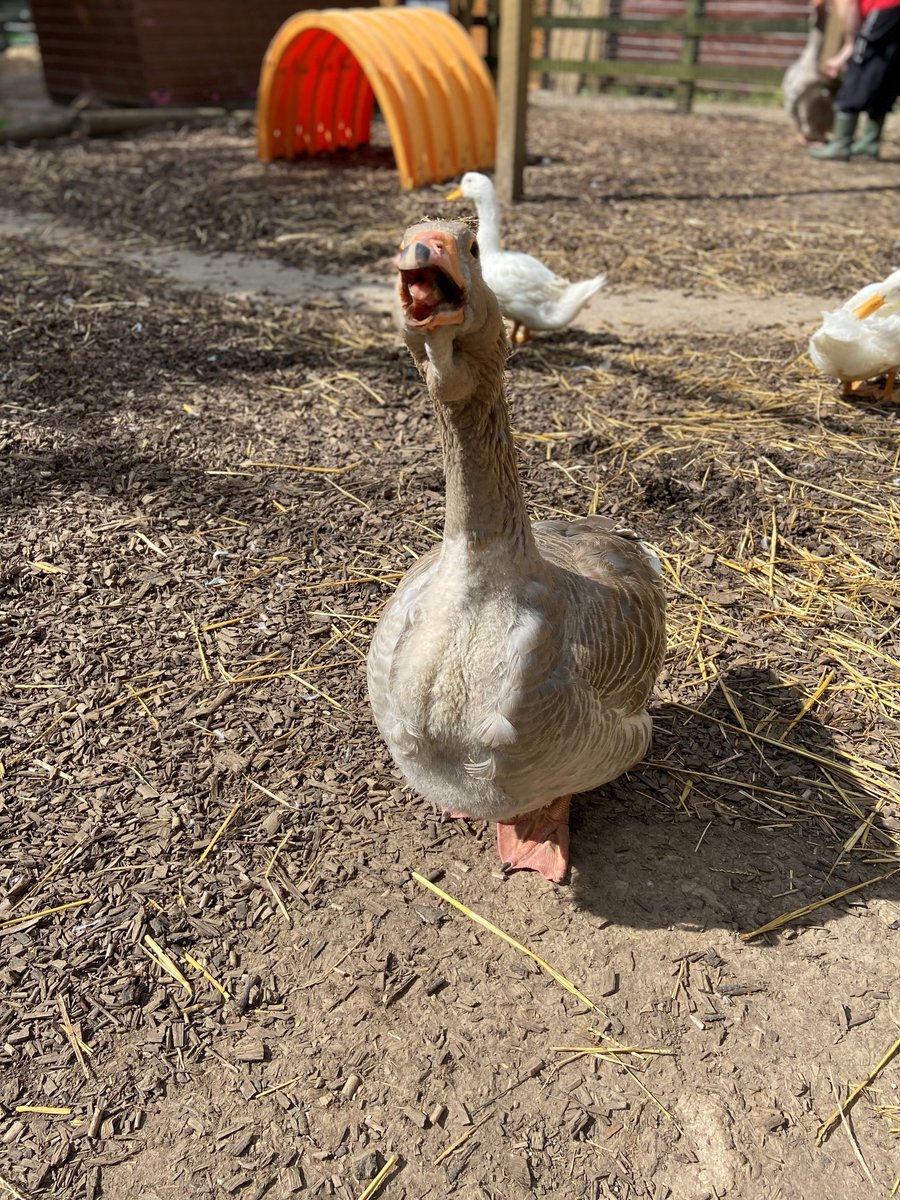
[854,293,886,320]
[446,186,463,201]
[396,231,466,329]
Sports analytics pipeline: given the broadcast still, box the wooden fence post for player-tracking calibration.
[486,0,500,78]
[675,0,705,114]
[495,0,532,203]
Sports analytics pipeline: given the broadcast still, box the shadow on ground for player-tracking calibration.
[569,666,900,933]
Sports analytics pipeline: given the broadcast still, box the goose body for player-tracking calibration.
[782,2,836,143]
[447,172,606,344]
[367,218,665,880]
[809,269,900,401]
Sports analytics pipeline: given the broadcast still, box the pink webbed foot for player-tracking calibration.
[496,795,571,883]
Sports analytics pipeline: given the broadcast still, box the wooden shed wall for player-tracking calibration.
[29,0,374,105]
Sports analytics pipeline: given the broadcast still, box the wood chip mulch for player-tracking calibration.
[1,95,898,1200]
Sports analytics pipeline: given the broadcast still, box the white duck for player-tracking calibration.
[367,218,665,882]
[809,268,900,402]
[446,172,606,345]
[782,0,836,144]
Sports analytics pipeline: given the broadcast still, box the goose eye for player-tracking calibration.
[470,239,480,259]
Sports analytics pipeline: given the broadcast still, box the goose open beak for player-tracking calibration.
[853,292,886,320]
[396,230,466,329]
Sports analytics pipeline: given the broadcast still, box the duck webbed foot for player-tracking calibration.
[844,371,897,401]
[496,795,571,883]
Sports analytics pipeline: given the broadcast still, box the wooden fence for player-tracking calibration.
[456,0,811,112]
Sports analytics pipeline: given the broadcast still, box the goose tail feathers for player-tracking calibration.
[558,273,607,323]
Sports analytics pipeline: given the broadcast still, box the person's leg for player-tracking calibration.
[850,111,886,157]
[843,8,900,158]
[809,109,859,159]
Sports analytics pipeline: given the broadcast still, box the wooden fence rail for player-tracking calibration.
[530,15,808,38]
[463,0,809,112]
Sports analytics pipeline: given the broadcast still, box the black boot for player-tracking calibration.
[850,114,885,158]
[809,111,858,160]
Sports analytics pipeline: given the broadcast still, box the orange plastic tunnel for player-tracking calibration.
[256,7,497,190]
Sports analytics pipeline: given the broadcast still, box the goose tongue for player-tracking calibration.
[407,272,444,322]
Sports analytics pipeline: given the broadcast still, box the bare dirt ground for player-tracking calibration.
[1,49,900,1200]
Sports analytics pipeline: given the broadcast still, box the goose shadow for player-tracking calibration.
[509,327,624,355]
[588,180,900,205]
[521,170,900,204]
[568,666,900,935]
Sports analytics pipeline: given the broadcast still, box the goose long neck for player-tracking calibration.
[473,188,502,257]
[431,344,533,559]
[800,24,823,64]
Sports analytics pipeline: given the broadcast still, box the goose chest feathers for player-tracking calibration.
[367,218,666,881]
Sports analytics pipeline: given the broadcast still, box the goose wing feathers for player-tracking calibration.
[533,517,666,714]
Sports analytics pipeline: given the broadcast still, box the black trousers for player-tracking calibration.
[836,6,900,118]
